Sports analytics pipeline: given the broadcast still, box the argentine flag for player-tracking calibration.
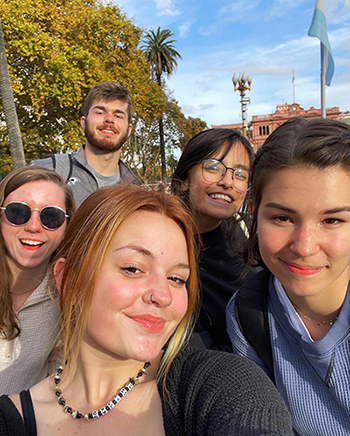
[308,0,334,86]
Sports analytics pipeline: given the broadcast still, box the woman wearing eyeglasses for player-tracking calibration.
[0,166,75,394]
[172,129,254,350]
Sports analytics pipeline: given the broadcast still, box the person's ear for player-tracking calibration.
[126,123,132,138]
[80,116,86,130]
[54,258,66,295]
[180,180,189,192]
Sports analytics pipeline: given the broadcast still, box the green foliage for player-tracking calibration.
[141,27,182,85]
[178,116,208,150]
[0,2,207,177]
[122,92,207,184]
[0,0,164,173]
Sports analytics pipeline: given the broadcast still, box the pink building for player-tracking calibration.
[213,103,341,152]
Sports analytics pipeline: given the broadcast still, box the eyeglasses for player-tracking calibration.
[0,202,68,230]
[201,159,250,192]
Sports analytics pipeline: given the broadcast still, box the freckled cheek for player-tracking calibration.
[325,236,350,261]
[258,227,285,257]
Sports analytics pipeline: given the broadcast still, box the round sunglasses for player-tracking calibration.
[0,201,68,230]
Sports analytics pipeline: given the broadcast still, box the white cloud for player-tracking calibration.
[266,0,308,20]
[154,0,181,17]
[218,0,262,22]
[114,0,349,126]
[178,21,193,38]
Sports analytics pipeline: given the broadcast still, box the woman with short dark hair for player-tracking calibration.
[227,117,350,435]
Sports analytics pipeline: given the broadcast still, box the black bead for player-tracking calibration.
[98,411,102,416]
[55,390,61,397]
[137,372,143,377]
[67,407,72,414]
[59,398,66,406]
[106,405,110,411]
[77,413,83,419]
[144,362,150,368]
[112,399,117,404]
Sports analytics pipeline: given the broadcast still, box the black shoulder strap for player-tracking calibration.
[51,153,73,183]
[235,270,274,377]
[20,390,37,436]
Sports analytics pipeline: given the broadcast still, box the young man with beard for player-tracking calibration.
[32,82,139,206]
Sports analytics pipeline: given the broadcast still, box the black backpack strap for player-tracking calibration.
[51,153,73,183]
[19,390,37,436]
[235,270,274,377]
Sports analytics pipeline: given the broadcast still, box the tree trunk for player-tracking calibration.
[158,116,166,181]
[0,19,25,169]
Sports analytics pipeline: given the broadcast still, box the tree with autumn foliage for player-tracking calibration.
[0,0,164,174]
[123,91,208,183]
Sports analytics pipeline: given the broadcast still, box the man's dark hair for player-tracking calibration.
[83,82,132,122]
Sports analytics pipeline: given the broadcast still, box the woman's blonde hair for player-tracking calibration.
[0,166,75,339]
[56,184,199,391]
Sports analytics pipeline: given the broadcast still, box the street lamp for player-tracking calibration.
[232,73,252,137]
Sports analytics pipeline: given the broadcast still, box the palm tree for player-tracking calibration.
[141,27,182,181]
[0,18,25,170]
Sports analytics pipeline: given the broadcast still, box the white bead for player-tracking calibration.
[114,395,122,403]
[91,410,99,419]
[100,407,108,415]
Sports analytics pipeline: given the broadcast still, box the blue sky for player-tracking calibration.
[115,0,350,126]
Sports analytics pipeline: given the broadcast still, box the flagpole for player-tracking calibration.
[320,42,326,119]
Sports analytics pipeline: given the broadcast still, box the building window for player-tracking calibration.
[259,125,270,136]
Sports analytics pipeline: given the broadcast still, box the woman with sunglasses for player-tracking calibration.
[172,129,254,350]
[0,166,75,394]
[0,184,293,435]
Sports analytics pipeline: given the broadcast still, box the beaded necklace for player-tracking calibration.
[54,361,150,421]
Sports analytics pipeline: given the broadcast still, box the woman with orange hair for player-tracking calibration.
[0,184,292,435]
